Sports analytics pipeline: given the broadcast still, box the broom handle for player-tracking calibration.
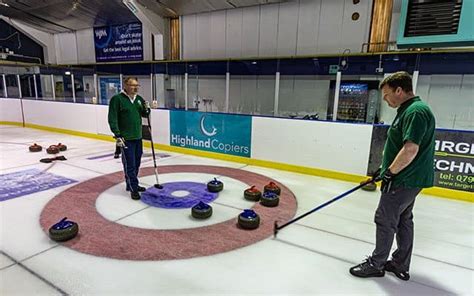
[276,179,375,231]
[146,114,158,169]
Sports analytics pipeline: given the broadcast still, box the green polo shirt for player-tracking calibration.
[108,92,149,140]
[381,97,436,188]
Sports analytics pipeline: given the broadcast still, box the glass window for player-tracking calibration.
[186,62,227,112]
[98,76,120,105]
[228,60,277,116]
[417,74,474,130]
[279,75,332,120]
[54,75,74,102]
[228,75,276,115]
[154,74,165,108]
[168,75,185,109]
[154,63,186,109]
[187,64,198,110]
[278,58,340,121]
[0,75,5,98]
[75,75,96,104]
[39,75,54,101]
[193,75,226,112]
[19,74,36,100]
[5,75,19,98]
[134,75,152,104]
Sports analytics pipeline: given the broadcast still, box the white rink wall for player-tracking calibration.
[23,100,98,134]
[252,117,372,175]
[0,98,23,122]
[0,99,372,175]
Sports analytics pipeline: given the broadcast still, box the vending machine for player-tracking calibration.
[328,80,380,123]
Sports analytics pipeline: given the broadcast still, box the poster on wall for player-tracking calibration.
[170,111,252,158]
[368,126,473,193]
[94,23,143,62]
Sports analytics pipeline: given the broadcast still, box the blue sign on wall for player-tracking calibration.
[170,111,252,157]
[94,23,143,62]
[0,169,77,202]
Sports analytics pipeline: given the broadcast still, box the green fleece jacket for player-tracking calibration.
[108,92,150,140]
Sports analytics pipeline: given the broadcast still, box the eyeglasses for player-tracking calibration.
[127,84,140,87]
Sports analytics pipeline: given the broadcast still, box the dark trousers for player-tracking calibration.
[120,139,143,192]
[371,187,422,271]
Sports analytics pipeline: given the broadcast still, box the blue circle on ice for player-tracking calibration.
[141,182,218,209]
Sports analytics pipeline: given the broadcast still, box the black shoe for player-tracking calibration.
[130,191,141,200]
[126,186,146,192]
[350,257,385,278]
[114,153,120,159]
[385,261,410,281]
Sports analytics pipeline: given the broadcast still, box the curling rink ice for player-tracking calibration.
[0,125,473,295]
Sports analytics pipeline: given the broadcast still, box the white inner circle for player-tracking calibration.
[171,190,190,197]
[96,172,253,230]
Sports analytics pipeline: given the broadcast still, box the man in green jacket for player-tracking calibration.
[350,71,436,281]
[108,77,150,200]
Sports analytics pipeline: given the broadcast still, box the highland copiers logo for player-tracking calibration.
[170,111,252,157]
[200,116,217,137]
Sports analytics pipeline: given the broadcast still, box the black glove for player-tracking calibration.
[381,169,396,194]
[142,100,151,115]
[371,168,382,182]
[114,136,126,148]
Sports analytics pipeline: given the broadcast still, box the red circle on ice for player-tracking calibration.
[40,165,297,260]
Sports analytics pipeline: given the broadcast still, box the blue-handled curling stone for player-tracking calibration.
[49,217,79,242]
[191,201,213,219]
[238,209,260,229]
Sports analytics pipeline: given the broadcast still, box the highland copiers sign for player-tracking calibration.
[170,111,252,158]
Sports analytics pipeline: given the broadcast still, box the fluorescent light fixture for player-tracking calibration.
[65,71,71,75]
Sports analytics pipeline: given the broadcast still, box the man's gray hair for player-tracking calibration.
[123,77,138,85]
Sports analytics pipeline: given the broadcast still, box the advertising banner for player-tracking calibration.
[94,23,143,62]
[170,111,252,158]
[368,126,473,193]
[434,130,473,192]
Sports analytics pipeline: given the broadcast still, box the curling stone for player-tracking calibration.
[49,217,79,242]
[207,178,223,193]
[244,185,262,201]
[361,179,377,191]
[191,201,213,219]
[56,143,67,151]
[264,181,281,195]
[260,191,280,207]
[29,143,42,152]
[237,209,260,230]
[46,145,60,154]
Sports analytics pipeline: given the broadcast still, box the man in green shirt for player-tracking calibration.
[108,77,150,200]
[350,72,435,281]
